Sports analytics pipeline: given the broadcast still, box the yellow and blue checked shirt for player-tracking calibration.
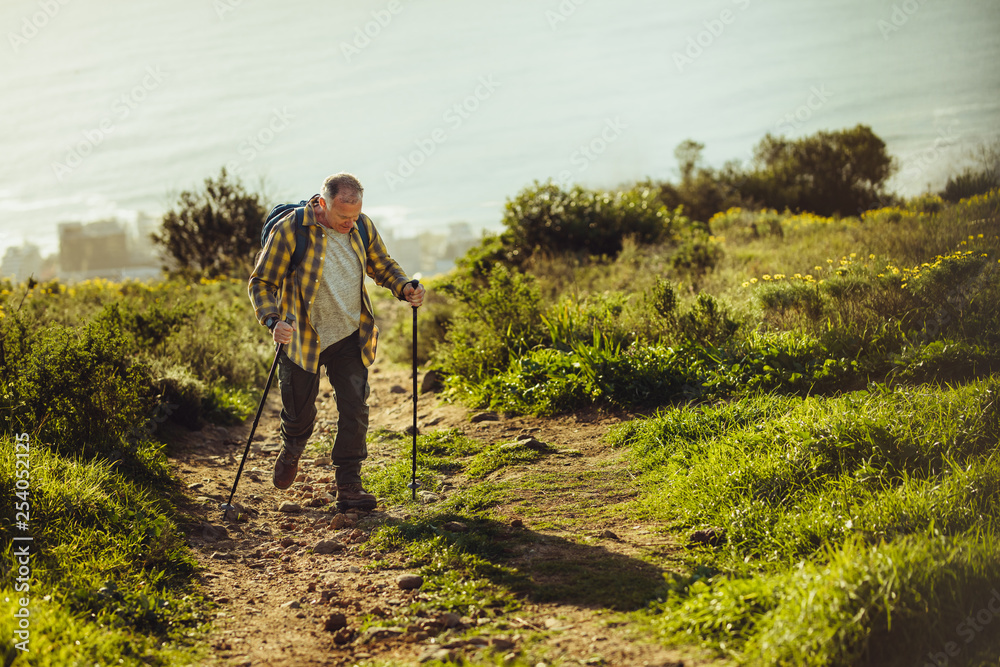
[248,196,412,372]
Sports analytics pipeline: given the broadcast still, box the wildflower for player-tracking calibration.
[742,281,750,288]
[750,278,758,284]
[814,266,823,272]
[849,252,857,258]
[763,274,771,281]
[826,259,834,264]
[805,275,813,281]
[869,254,875,260]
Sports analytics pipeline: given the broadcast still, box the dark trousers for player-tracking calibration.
[277,331,369,485]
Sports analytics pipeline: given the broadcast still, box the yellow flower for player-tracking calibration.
[750,278,758,284]
[978,233,984,238]
[849,252,857,258]
[868,254,875,260]
[763,274,771,281]
[805,275,813,281]
[814,266,823,272]
[742,281,750,288]
[793,273,802,279]
[826,259,834,264]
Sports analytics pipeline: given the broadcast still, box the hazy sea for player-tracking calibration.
[1,0,998,260]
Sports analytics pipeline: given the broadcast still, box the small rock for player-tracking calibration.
[349,565,361,573]
[440,612,464,628]
[470,411,499,423]
[202,522,228,541]
[397,574,424,590]
[421,369,444,394]
[295,473,307,483]
[510,518,524,528]
[389,384,407,394]
[278,502,302,514]
[313,456,333,467]
[442,521,468,533]
[417,491,440,504]
[404,425,419,436]
[421,649,458,664]
[314,539,344,555]
[689,527,727,547]
[330,514,348,530]
[332,628,353,645]
[280,536,296,547]
[490,637,515,650]
[598,530,619,540]
[187,482,204,490]
[210,552,234,560]
[280,600,301,609]
[324,612,348,632]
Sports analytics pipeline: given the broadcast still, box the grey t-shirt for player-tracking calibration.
[311,226,363,349]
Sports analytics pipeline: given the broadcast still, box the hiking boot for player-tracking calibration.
[336,483,377,511]
[273,439,306,490]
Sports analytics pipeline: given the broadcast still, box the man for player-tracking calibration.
[248,172,424,511]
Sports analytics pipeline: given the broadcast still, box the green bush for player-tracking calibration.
[433,264,543,384]
[501,182,678,262]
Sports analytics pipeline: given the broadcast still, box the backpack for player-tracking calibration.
[261,197,370,272]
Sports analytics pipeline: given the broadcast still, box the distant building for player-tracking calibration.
[0,243,43,283]
[58,219,163,282]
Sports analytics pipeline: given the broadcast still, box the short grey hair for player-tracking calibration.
[322,172,364,204]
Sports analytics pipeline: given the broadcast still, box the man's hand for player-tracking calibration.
[403,282,425,308]
[273,320,295,345]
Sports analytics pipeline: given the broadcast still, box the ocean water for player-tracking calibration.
[1,0,998,259]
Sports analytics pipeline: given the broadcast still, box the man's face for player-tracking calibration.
[321,195,362,234]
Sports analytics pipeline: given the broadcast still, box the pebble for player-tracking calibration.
[510,519,524,528]
[349,565,361,573]
[323,612,347,632]
[314,539,344,555]
[470,411,499,423]
[417,491,440,504]
[278,502,301,513]
[330,514,348,530]
[313,456,333,467]
[442,521,468,533]
[280,600,301,609]
[396,574,424,590]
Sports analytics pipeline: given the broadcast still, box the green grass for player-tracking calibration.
[610,377,1000,665]
[0,438,208,666]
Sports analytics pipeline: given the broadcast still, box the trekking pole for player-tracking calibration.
[220,315,294,519]
[406,291,420,501]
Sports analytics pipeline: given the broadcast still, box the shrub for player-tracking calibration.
[433,264,543,384]
[501,182,677,262]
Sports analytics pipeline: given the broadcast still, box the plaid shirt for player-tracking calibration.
[248,196,411,372]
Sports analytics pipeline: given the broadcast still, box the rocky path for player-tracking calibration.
[169,361,702,667]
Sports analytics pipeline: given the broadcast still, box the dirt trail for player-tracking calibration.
[170,360,701,667]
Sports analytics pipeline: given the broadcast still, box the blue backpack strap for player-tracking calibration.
[356,213,370,251]
[289,201,309,271]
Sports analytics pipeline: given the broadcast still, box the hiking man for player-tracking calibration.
[248,172,424,510]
